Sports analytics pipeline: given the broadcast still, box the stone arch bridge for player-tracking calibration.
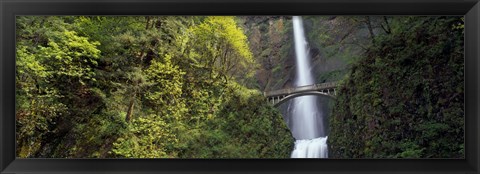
[263,82,338,107]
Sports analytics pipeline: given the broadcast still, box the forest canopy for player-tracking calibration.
[16,16,292,158]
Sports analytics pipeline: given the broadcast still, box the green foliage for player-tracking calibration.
[329,16,464,158]
[15,90,67,157]
[16,16,293,158]
[176,84,293,158]
[191,16,253,60]
[145,56,185,105]
[16,46,49,78]
[316,69,348,83]
[38,30,100,84]
[144,56,187,121]
[189,16,256,82]
[112,114,178,158]
[16,16,103,157]
[215,86,293,158]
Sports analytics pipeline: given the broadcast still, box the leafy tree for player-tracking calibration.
[189,16,256,83]
[111,114,178,158]
[144,55,187,122]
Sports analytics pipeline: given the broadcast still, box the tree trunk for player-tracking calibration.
[125,92,136,123]
[381,16,392,34]
[365,16,376,44]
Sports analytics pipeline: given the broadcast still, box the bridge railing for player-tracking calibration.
[264,82,337,97]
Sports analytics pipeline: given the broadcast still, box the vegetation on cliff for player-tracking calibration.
[16,16,293,158]
[328,16,464,158]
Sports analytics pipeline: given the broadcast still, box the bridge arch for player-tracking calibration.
[264,82,338,107]
[271,91,336,107]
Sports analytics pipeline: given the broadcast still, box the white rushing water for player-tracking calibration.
[290,16,328,158]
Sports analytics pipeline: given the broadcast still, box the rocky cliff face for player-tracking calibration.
[241,16,370,92]
[240,16,294,91]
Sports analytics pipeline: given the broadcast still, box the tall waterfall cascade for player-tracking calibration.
[290,16,328,158]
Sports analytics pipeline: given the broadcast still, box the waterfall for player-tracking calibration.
[290,16,328,158]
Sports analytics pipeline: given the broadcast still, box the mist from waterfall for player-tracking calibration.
[289,16,328,158]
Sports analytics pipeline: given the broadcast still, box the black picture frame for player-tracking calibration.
[1,0,479,173]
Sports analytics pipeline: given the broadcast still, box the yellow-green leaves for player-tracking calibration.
[16,45,48,78]
[112,114,178,158]
[145,55,185,104]
[145,55,187,121]
[202,16,253,60]
[38,30,101,84]
[189,16,255,81]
